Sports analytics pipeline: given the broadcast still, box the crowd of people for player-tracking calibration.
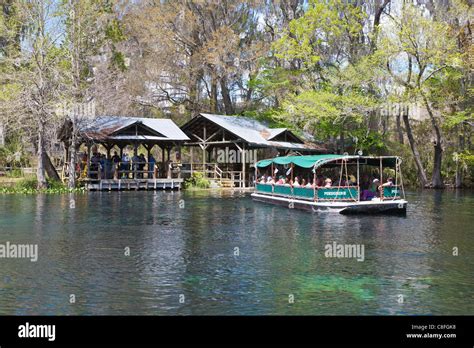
[258,173,357,188]
[257,171,395,201]
[84,151,157,179]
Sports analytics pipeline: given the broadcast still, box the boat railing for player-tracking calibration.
[255,183,360,202]
[381,185,402,200]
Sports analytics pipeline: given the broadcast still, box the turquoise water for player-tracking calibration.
[0,190,473,315]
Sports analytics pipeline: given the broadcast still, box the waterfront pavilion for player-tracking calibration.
[180,113,327,187]
[59,116,190,190]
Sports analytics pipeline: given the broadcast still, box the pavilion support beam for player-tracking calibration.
[166,146,171,179]
[190,146,194,175]
[202,126,206,171]
[103,143,112,159]
[242,142,246,188]
[86,143,91,178]
[160,145,165,178]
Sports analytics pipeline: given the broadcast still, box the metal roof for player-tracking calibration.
[80,116,190,142]
[182,113,325,152]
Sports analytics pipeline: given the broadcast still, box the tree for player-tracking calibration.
[1,0,69,188]
[61,0,124,188]
[377,2,466,188]
[124,0,266,118]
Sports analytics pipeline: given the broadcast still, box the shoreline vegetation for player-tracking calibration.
[0,177,85,194]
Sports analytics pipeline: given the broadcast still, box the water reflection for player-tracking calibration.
[0,190,473,315]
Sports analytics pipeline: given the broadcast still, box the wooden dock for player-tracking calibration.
[84,178,183,191]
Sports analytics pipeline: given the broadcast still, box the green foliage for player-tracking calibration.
[111,49,126,72]
[0,136,30,168]
[105,18,126,43]
[184,172,210,189]
[273,0,366,71]
[0,178,86,194]
[273,88,377,140]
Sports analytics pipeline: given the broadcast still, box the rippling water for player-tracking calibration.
[0,190,473,315]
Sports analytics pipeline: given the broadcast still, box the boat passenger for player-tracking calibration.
[276,176,285,185]
[301,178,306,186]
[259,176,266,184]
[324,178,332,188]
[284,178,291,186]
[362,179,381,200]
[382,177,394,187]
[267,176,275,184]
[305,181,313,188]
[348,175,356,186]
[293,177,301,187]
[316,175,324,187]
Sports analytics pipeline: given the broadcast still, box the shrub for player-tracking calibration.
[184,172,210,189]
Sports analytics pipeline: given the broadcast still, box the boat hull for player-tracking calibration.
[251,193,407,215]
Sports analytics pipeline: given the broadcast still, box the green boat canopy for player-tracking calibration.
[256,155,399,169]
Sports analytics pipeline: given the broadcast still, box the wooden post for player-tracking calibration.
[167,147,171,179]
[86,144,91,178]
[202,126,206,174]
[241,142,246,188]
[160,145,165,179]
[190,146,194,175]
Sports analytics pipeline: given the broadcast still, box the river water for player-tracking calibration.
[0,190,473,315]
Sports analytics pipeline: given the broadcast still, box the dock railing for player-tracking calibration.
[84,161,181,181]
[181,163,246,187]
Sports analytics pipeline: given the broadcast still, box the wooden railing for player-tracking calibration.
[181,163,246,187]
[84,161,181,180]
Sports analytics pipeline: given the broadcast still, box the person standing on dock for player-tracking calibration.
[148,154,156,179]
[121,153,130,179]
[132,153,140,179]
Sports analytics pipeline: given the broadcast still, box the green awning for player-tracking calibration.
[256,155,399,169]
[256,154,345,169]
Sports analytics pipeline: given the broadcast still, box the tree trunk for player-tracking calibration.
[44,152,60,181]
[402,108,428,188]
[220,77,235,115]
[396,109,404,144]
[422,95,444,188]
[455,127,465,188]
[210,76,218,113]
[36,121,48,189]
[339,129,345,154]
[68,131,77,189]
